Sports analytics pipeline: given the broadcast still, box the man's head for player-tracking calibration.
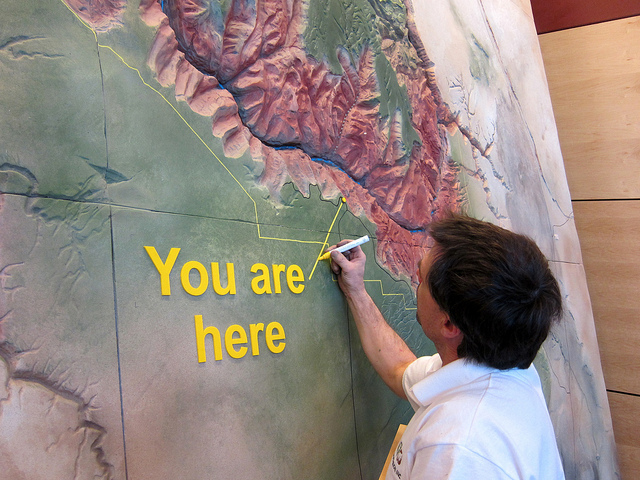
[425,214,563,370]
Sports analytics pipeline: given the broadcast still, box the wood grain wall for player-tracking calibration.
[539,16,640,480]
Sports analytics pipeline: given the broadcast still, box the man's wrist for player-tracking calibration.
[343,282,369,300]
[345,286,373,309]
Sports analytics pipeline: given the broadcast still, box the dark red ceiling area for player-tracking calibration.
[531,0,640,34]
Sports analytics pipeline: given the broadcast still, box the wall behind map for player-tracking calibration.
[539,13,640,479]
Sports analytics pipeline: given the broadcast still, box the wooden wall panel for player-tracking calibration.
[572,201,640,394]
[539,17,640,201]
[608,392,640,480]
[540,15,640,477]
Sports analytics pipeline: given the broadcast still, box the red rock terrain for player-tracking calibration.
[72,0,462,282]
[65,0,126,31]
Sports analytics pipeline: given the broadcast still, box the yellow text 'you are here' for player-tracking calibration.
[144,246,306,362]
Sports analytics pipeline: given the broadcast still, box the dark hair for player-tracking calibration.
[427,214,563,369]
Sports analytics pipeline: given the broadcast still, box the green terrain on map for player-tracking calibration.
[0,1,433,478]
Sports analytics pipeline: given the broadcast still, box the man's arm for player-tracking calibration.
[330,244,416,399]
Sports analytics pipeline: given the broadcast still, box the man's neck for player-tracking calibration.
[437,342,461,366]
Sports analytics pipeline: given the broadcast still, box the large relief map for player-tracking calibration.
[0,0,617,478]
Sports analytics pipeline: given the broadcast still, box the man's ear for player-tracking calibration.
[441,316,462,340]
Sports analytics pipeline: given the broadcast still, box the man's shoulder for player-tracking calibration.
[404,357,500,410]
[408,364,551,444]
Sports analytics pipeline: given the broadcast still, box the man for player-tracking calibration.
[329,214,565,479]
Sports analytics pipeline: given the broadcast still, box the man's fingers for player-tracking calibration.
[330,249,349,269]
[346,245,364,259]
[330,252,343,274]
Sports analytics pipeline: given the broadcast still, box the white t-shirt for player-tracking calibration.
[386,355,565,480]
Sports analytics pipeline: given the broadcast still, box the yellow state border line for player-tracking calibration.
[60,0,325,248]
[327,274,417,311]
[364,279,417,311]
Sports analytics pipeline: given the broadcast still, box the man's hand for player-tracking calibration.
[327,240,367,300]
